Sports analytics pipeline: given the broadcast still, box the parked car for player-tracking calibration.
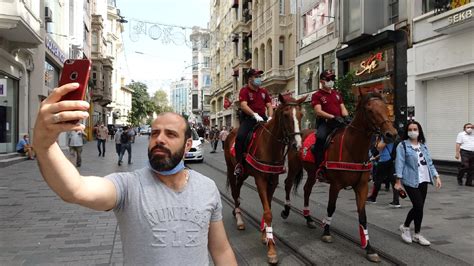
[184,129,204,163]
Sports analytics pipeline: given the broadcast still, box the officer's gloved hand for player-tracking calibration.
[253,113,264,122]
[267,116,272,122]
[343,116,352,124]
[333,116,345,124]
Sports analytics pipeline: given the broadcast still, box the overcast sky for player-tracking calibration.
[116,0,210,97]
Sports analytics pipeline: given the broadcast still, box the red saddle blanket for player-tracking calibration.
[300,133,316,163]
[229,132,286,174]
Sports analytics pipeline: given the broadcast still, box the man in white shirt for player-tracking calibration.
[455,123,474,186]
[68,130,86,167]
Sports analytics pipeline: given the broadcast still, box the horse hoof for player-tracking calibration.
[366,253,381,263]
[268,254,278,264]
[321,235,333,243]
[306,220,317,229]
[281,210,289,219]
[237,224,245,230]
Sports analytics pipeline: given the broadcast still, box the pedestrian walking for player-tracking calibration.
[114,127,123,158]
[211,126,220,153]
[118,126,133,166]
[394,120,442,246]
[455,123,474,186]
[16,134,34,160]
[96,122,108,157]
[209,126,217,153]
[67,129,86,167]
[32,83,237,265]
[367,138,400,207]
[219,126,229,152]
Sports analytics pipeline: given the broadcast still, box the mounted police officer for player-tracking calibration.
[234,68,273,177]
[311,70,350,170]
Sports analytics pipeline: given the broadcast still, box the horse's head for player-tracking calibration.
[357,93,398,143]
[273,94,308,150]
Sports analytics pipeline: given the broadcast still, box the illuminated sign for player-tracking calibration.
[355,52,383,76]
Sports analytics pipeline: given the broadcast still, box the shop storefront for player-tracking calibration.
[0,74,19,153]
[44,34,68,147]
[337,30,407,133]
[296,50,337,129]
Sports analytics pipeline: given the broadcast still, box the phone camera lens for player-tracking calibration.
[70,72,78,80]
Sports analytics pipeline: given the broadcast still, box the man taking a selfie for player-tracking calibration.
[33,83,237,265]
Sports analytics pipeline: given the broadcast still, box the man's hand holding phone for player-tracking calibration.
[33,83,90,151]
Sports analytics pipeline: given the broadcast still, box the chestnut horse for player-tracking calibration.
[224,94,307,264]
[282,93,398,262]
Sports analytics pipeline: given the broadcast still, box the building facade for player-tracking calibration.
[209,0,236,128]
[336,0,409,136]
[295,0,339,129]
[189,27,211,126]
[171,78,191,116]
[0,0,43,153]
[407,1,473,162]
[105,0,130,126]
[209,0,297,128]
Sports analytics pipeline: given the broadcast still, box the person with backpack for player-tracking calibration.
[367,137,400,207]
[118,126,133,166]
[395,120,442,246]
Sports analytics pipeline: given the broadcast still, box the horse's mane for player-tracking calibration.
[356,92,384,111]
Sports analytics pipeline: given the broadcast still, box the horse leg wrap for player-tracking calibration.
[359,225,369,249]
[322,216,332,227]
[265,225,275,245]
[303,208,310,217]
[233,208,242,216]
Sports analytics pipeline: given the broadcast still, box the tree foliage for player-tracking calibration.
[127,81,155,126]
[335,71,356,116]
[151,90,173,115]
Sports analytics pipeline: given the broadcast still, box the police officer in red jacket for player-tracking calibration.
[311,70,349,169]
[234,68,273,176]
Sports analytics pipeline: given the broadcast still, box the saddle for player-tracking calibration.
[301,128,340,163]
[300,127,373,172]
[231,124,286,174]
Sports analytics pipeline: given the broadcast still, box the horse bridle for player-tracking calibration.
[348,97,391,135]
[260,102,302,146]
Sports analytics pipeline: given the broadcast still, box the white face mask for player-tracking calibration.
[466,128,473,134]
[407,131,419,140]
[324,80,334,88]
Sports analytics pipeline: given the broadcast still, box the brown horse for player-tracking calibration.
[282,92,398,262]
[224,94,307,264]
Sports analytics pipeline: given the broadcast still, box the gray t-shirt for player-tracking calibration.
[105,167,223,265]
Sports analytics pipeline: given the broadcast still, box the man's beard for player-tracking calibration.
[148,143,185,171]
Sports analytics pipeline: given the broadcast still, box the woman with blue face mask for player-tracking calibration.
[234,68,274,177]
[394,120,442,246]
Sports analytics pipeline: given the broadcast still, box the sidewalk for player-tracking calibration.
[0,137,151,265]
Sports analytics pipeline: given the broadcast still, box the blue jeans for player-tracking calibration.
[97,139,106,155]
[119,143,132,164]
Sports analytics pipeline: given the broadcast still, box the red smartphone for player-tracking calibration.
[59,59,92,101]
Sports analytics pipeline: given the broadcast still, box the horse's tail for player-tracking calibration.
[293,169,304,194]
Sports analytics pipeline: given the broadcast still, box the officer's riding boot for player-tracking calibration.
[234,145,243,177]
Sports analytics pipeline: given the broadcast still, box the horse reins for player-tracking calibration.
[256,102,302,164]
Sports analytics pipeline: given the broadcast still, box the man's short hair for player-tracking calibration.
[156,112,192,141]
[464,123,472,130]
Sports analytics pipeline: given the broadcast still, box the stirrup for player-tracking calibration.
[234,163,243,177]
